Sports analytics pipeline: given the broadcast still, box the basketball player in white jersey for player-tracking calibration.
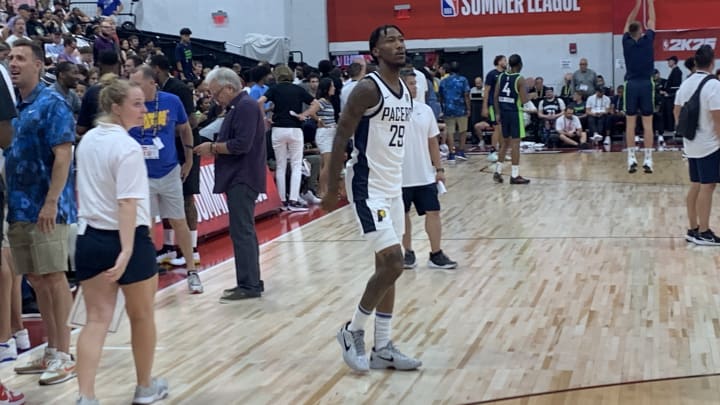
[322,25,422,372]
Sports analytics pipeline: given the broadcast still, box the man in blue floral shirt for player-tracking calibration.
[438,61,471,162]
[6,39,77,386]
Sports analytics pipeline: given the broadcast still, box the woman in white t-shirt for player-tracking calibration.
[74,75,168,405]
[314,78,336,198]
[5,18,30,46]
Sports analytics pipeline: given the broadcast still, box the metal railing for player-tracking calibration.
[68,1,137,26]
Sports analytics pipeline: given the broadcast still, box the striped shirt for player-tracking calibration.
[317,99,336,127]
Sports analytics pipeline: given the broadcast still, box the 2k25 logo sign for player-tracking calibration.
[663,38,717,52]
[441,0,459,17]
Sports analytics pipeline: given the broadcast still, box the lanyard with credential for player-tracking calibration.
[143,91,160,143]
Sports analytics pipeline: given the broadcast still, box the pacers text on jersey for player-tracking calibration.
[458,0,581,16]
[381,106,412,122]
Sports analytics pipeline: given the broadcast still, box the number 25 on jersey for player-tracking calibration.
[389,124,405,147]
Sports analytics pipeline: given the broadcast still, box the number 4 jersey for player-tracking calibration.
[347,71,413,201]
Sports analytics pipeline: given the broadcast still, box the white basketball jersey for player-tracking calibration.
[346,72,412,201]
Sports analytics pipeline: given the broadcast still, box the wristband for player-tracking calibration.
[436,168,445,173]
[184,144,194,150]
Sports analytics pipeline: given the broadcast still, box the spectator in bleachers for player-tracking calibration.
[606,84,626,145]
[78,44,92,67]
[537,87,565,143]
[559,72,573,105]
[127,34,139,52]
[572,58,597,98]
[555,106,588,148]
[92,18,116,65]
[5,17,29,45]
[469,76,484,141]
[67,7,90,26]
[122,54,141,78]
[528,77,548,106]
[88,66,98,85]
[43,29,62,60]
[595,75,612,97]
[57,35,78,63]
[538,87,565,127]
[25,7,49,41]
[175,27,196,82]
[96,0,122,17]
[52,61,80,115]
[75,80,87,98]
[586,86,611,141]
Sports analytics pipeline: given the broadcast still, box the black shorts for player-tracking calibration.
[488,105,498,126]
[177,131,201,196]
[402,183,440,216]
[688,149,720,184]
[500,110,525,139]
[75,225,159,285]
[625,78,654,116]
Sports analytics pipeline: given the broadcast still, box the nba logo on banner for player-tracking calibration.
[441,0,459,17]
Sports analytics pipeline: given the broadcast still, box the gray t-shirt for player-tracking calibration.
[572,69,597,96]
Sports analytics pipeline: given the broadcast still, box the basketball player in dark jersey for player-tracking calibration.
[322,25,421,372]
[493,54,530,184]
[482,55,507,161]
[623,0,656,173]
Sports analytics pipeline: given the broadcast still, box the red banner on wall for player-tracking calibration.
[153,157,283,246]
[327,0,720,43]
[653,29,719,61]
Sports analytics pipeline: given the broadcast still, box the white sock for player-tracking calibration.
[495,162,503,174]
[628,147,636,159]
[45,347,57,358]
[644,148,653,160]
[511,165,519,178]
[348,305,372,331]
[190,230,198,249]
[374,312,392,350]
[163,229,175,247]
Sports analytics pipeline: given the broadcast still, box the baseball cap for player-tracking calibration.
[18,4,33,11]
[667,55,678,63]
[180,28,192,36]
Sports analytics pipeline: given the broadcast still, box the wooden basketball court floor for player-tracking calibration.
[5,150,720,404]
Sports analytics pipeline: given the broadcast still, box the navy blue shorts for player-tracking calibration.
[500,110,525,139]
[624,79,654,116]
[402,183,440,216]
[76,225,159,285]
[688,149,720,184]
